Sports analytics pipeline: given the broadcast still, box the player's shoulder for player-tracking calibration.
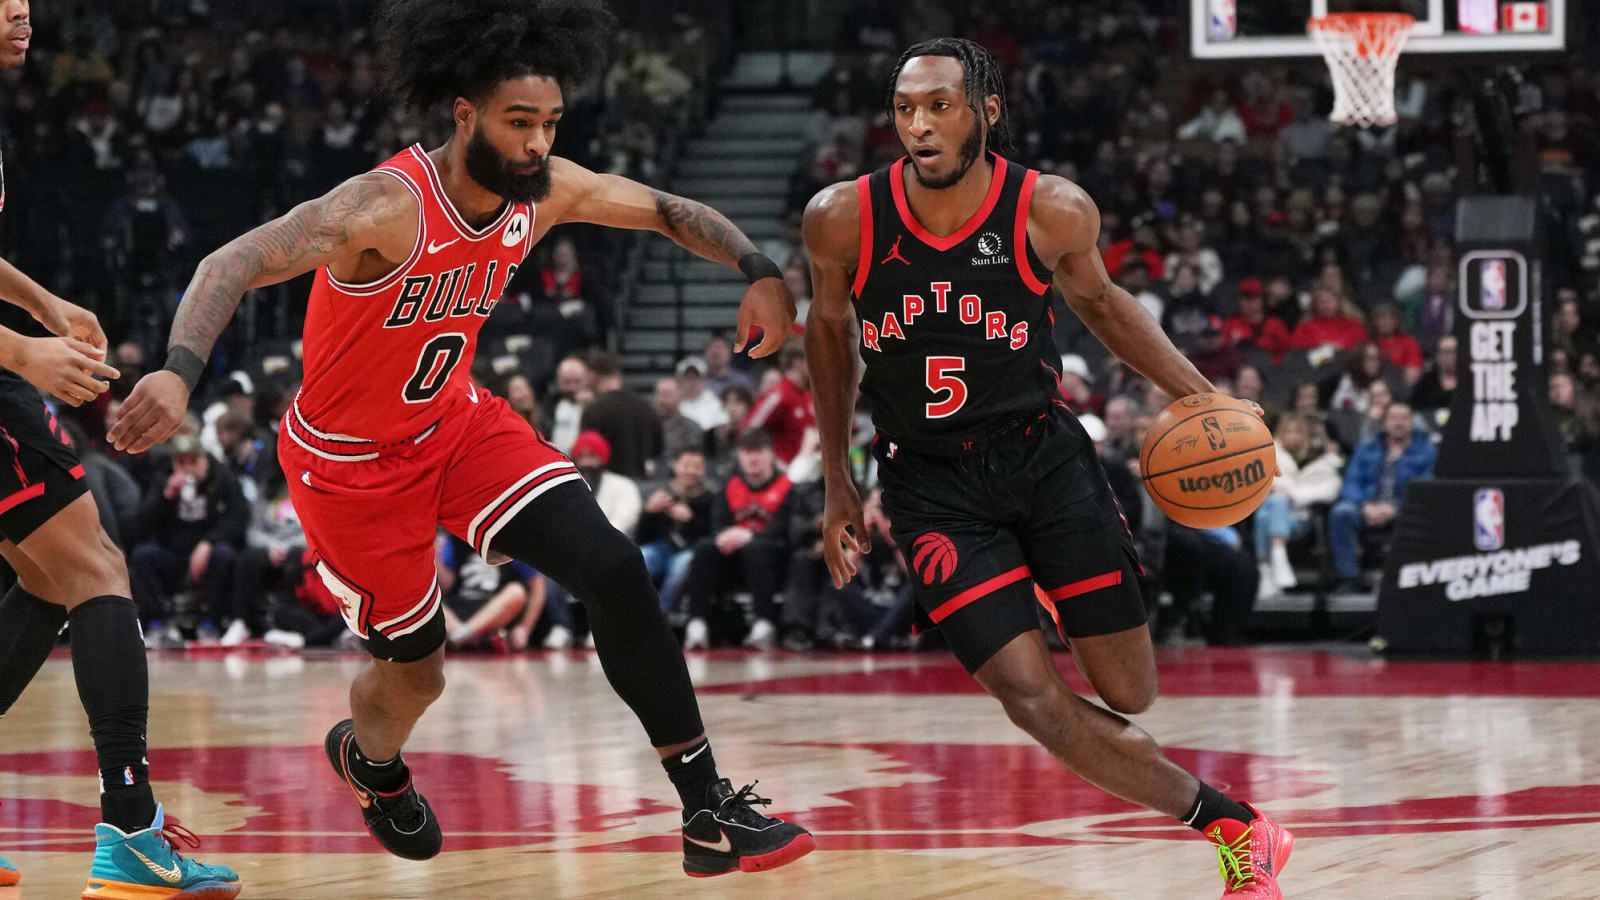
[1026,173,1100,260]
[328,169,420,223]
[801,180,860,259]
[1028,173,1097,222]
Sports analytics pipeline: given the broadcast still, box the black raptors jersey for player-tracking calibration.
[851,152,1060,446]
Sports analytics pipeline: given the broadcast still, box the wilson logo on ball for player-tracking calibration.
[1177,459,1268,495]
[912,533,958,585]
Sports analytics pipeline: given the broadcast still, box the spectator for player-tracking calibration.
[675,356,729,431]
[1290,287,1368,352]
[1410,265,1455,348]
[1370,302,1423,384]
[1058,354,1106,417]
[1164,222,1223,295]
[544,355,593,453]
[1409,335,1459,418]
[703,334,753,397]
[579,351,660,479]
[1327,342,1388,413]
[1253,413,1343,598]
[1222,278,1292,362]
[436,534,542,651]
[130,431,248,640]
[1160,265,1218,354]
[1118,258,1166,322]
[200,373,254,460]
[636,447,713,617]
[744,342,814,465]
[1188,316,1242,384]
[60,420,140,551]
[1235,365,1267,413]
[214,408,281,503]
[498,372,545,434]
[652,376,705,470]
[1101,395,1142,466]
[223,483,315,648]
[681,430,794,651]
[1551,372,1600,480]
[1329,402,1436,590]
[708,384,754,466]
[571,430,641,539]
[1159,524,1259,645]
[1103,218,1166,286]
[1177,89,1246,143]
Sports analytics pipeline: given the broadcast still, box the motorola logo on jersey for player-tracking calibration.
[383,261,520,328]
[503,211,529,247]
[860,281,1028,353]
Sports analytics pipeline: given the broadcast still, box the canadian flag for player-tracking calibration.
[1501,2,1547,32]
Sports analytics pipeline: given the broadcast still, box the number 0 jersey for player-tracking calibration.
[294,144,535,445]
[851,152,1061,447]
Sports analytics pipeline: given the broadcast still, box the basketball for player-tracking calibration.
[1140,393,1275,529]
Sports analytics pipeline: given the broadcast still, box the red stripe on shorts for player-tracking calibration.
[928,565,1031,624]
[0,483,46,516]
[1043,570,1122,602]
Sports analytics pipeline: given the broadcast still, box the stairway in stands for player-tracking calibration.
[619,52,828,390]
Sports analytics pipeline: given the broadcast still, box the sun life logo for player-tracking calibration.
[971,231,1009,266]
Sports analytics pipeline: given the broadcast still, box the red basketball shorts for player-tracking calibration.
[280,385,582,660]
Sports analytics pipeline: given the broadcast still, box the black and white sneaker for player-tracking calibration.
[681,779,814,877]
[324,719,443,860]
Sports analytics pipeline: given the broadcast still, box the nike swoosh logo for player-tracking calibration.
[680,744,709,764]
[340,735,374,809]
[684,830,731,853]
[427,238,460,254]
[128,846,184,884]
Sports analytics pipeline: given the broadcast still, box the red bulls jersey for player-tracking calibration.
[295,145,535,443]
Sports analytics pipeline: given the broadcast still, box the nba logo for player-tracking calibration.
[1480,259,1507,311]
[1208,0,1236,40]
[1474,488,1504,551]
[123,765,134,786]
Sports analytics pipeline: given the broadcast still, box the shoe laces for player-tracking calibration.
[1208,823,1255,892]
[373,780,427,833]
[158,817,201,866]
[717,780,778,827]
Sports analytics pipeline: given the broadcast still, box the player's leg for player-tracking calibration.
[0,540,69,717]
[439,399,812,875]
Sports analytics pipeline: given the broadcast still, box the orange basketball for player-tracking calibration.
[1140,393,1275,529]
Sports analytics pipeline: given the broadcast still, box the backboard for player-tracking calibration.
[1192,0,1567,58]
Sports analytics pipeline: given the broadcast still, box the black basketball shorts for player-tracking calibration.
[873,405,1148,673]
[0,375,89,544]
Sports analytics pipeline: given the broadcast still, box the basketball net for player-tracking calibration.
[1308,13,1414,128]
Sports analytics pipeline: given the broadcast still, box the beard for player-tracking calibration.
[908,119,985,190]
[464,125,552,204]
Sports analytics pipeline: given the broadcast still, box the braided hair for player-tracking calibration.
[885,38,1013,155]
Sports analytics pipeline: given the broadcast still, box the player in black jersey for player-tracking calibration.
[803,39,1294,899]
[0,2,239,894]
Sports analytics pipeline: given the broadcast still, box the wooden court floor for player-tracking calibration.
[4,645,1600,899]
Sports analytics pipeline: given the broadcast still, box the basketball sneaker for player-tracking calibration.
[0,854,18,886]
[681,779,814,877]
[80,804,240,899]
[324,718,442,860]
[1206,803,1294,899]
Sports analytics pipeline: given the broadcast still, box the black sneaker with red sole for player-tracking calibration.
[681,779,815,877]
[324,718,442,860]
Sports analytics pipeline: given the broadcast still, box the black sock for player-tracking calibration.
[347,737,408,793]
[662,739,720,813]
[1182,781,1255,833]
[0,583,67,717]
[68,596,156,832]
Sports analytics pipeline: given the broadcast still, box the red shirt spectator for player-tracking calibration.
[743,344,814,464]
[1102,240,1165,284]
[1370,302,1423,382]
[1289,288,1368,352]
[1222,278,1292,362]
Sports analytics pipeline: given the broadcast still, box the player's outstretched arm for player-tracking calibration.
[547,157,795,357]
[109,173,416,454]
[802,181,869,588]
[1032,176,1215,402]
[0,256,121,405]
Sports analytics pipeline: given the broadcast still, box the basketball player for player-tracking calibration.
[0,2,241,896]
[109,0,812,877]
[803,40,1293,898]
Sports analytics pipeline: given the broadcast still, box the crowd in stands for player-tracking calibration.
[5,2,1600,653]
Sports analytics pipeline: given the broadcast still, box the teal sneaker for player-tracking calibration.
[81,805,240,899]
[0,853,18,886]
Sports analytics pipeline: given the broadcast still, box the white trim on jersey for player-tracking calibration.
[324,167,428,295]
[477,472,585,562]
[292,395,372,443]
[466,461,576,549]
[410,145,516,242]
[285,416,379,462]
[373,580,442,637]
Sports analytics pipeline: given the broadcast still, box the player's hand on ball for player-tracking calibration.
[13,336,119,407]
[109,370,191,454]
[822,481,870,589]
[734,276,797,358]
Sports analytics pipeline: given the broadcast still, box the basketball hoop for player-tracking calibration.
[1308,12,1414,128]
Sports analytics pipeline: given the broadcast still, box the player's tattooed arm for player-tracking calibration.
[169,173,415,365]
[1031,175,1216,401]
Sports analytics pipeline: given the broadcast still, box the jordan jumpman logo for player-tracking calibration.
[881,234,910,266]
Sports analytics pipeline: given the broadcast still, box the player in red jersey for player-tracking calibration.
[804,41,1291,898]
[110,0,813,877]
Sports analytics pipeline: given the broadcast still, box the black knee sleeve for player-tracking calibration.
[0,582,67,716]
[490,484,705,746]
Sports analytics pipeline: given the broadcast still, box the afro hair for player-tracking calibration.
[376,0,618,110]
